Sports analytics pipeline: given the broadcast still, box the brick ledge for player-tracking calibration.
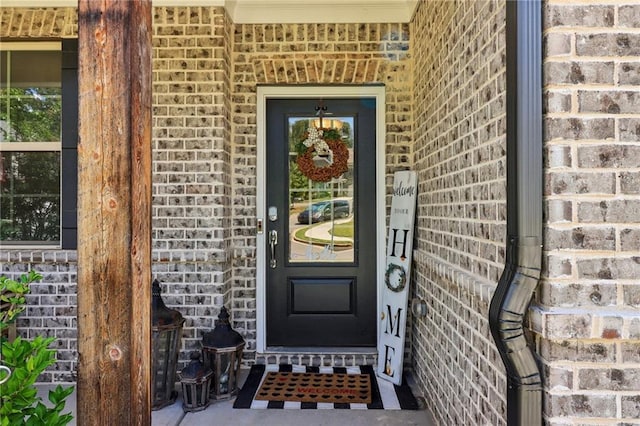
[529,305,640,340]
[412,249,497,305]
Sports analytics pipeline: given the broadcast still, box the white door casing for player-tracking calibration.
[255,85,386,352]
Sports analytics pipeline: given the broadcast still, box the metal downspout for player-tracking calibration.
[489,1,543,425]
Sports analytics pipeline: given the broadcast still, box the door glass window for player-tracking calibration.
[288,116,354,263]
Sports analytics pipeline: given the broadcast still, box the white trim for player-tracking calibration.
[255,85,386,353]
[0,41,61,51]
[0,0,224,6]
[0,243,61,249]
[0,142,61,151]
[0,1,417,23]
[227,0,417,23]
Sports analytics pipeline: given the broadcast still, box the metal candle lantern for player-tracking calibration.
[151,279,185,410]
[180,351,213,412]
[201,306,245,400]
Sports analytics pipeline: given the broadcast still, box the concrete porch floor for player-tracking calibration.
[37,368,435,425]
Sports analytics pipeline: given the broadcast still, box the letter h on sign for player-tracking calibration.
[389,228,409,259]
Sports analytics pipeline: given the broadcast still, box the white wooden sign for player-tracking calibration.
[377,170,417,385]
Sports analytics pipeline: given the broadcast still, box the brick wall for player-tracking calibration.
[229,22,412,364]
[0,252,78,382]
[151,6,234,364]
[0,7,76,37]
[411,0,509,424]
[539,1,640,423]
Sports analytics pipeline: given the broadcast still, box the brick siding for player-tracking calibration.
[540,1,640,423]
[151,6,234,365]
[411,1,508,424]
[0,251,77,382]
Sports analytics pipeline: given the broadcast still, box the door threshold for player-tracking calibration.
[264,346,376,354]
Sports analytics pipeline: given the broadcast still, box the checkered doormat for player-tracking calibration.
[233,364,419,410]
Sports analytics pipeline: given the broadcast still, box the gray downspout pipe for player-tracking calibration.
[489,1,543,425]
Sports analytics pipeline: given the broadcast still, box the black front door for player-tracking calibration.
[266,98,377,347]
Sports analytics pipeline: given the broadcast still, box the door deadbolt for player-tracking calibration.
[268,206,278,221]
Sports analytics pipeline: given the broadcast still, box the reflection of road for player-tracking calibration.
[288,213,354,262]
[301,218,353,243]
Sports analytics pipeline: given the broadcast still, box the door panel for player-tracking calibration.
[266,98,377,347]
[290,278,354,314]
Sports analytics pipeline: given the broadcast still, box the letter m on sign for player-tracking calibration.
[384,304,402,338]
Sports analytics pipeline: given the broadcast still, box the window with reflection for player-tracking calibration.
[0,43,74,246]
[288,116,355,263]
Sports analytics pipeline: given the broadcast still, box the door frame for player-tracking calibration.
[255,85,386,352]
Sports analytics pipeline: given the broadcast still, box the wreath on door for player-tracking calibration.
[296,127,349,182]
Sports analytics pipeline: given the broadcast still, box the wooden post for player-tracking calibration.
[77,1,152,424]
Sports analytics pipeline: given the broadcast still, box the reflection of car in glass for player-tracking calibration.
[297,200,350,224]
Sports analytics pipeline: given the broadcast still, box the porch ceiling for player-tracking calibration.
[1,0,419,23]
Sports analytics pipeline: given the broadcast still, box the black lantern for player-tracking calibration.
[201,306,245,400]
[151,279,185,410]
[180,351,213,412]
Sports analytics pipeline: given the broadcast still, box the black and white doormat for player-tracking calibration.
[233,364,419,410]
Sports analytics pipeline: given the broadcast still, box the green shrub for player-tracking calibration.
[0,271,74,426]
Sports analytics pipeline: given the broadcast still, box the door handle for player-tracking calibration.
[269,229,278,268]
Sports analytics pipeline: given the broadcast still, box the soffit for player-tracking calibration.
[1,0,418,23]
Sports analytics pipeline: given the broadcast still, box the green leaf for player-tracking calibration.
[57,413,73,426]
[48,385,74,406]
[0,271,38,328]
